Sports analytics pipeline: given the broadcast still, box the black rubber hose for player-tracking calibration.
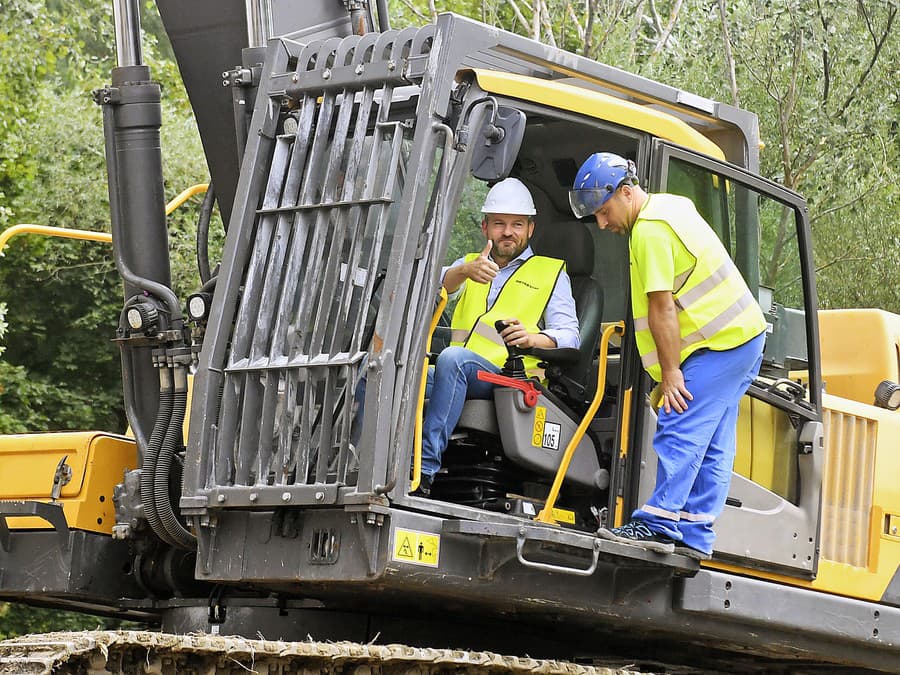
[200,274,217,293]
[196,180,215,284]
[154,364,196,549]
[117,343,148,452]
[140,363,174,544]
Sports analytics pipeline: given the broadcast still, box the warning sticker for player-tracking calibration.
[392,528,440,567]
[531,406,546,447]
[532,406,561,451]
[552,507,576,525]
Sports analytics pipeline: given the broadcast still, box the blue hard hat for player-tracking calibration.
[569,152,638,218]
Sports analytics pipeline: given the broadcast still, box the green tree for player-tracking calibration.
[395,0,899,312]
[0,601,137,639]
[0,0,210,433]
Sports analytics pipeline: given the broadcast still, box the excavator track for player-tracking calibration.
[0,631,640,674]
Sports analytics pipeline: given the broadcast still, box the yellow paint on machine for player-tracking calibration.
[0,432,137,534]
[392,528,440,567]
[714,390,900,604]
[471,69,727,161]
[551,508,576,525]
[531,406,546,447]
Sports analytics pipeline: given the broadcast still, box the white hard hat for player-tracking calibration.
[481,178,536,216]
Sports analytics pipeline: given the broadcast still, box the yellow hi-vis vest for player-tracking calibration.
[630,194,766,382]
[449,253,565,375]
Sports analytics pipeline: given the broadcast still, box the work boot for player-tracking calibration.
[597,520,675,554]
[410,473,433,498]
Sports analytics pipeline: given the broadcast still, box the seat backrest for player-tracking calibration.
[531,219,603,405]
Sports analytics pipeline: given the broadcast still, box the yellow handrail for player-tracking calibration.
[0,224,112,253]
[535,321,625,524]
[410,287,449,492]
[0,183,210,254]
[165,183,209,215]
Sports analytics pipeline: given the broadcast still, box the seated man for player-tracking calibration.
[418,177,580,495]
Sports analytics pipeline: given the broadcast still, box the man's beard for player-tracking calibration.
[492,237,528,261]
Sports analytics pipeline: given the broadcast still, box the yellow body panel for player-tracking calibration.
[818,308,900,404]
[0,432,137,534]
[735,396,798,502]
[472,70,726,160]
[719,391,900,602]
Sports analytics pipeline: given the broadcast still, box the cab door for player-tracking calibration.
[639,141,824,577]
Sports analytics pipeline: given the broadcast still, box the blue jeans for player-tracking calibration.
[632,331,765,554]
[421,346,500,477]
[351,347,500,476]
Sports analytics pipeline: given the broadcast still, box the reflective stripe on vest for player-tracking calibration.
[449,253,564,374]
[631,194,766,381]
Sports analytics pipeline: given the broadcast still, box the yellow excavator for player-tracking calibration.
[1,1,898,672]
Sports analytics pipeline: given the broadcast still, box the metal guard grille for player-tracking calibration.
[821,408,877,567]
[204,27,435,497]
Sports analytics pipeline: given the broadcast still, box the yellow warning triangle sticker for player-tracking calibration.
[397,535,414,559]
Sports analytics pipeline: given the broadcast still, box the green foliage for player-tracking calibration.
[399,0,899,312]
[445,179,489,264]
[0,602,135,639]
[0,1,208,435]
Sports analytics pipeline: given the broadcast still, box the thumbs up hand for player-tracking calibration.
[466,240,499,283]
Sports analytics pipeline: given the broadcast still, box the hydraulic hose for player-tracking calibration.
[154,361,196,549]
[117,342,148,452]
[196,180,215,284]
[375,0,390,31]
[140,358,174,544]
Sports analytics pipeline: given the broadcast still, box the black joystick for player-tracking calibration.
[494,320,528,380]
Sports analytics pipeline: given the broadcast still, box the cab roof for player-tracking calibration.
[472,69,726,161]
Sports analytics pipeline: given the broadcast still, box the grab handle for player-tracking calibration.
[515,530,600,577]
[0,500,70,552]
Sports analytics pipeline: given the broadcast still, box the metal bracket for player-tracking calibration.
[208,585,227,632]
[353,513,383,577]
[50,456,73,501]
[0,500,70,553]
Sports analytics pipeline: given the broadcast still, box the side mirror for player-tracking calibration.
[469,106,526,182]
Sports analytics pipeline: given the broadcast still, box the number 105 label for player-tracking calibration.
[531,406,561,451]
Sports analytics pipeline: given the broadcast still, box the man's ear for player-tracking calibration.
[481,218,489,237]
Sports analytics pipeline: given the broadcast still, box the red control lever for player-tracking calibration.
[476,370,540,408]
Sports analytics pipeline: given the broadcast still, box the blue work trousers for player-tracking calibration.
[421,346,500,477]
[633,332,765,554]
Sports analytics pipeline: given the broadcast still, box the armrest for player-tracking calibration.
[524,346,580,365]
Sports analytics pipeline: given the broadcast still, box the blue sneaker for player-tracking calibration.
[597,520,675,554]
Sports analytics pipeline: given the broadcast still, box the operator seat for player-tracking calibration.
[530,219,603,408]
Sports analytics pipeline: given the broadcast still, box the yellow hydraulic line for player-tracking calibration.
[411,287,448,492]
[0,224,112,252]
[0,184,209,255]
[535,322,625,524]
[165,183,208,215]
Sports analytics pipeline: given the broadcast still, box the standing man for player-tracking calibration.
[569,153,766,559]
[417,177,580,495]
